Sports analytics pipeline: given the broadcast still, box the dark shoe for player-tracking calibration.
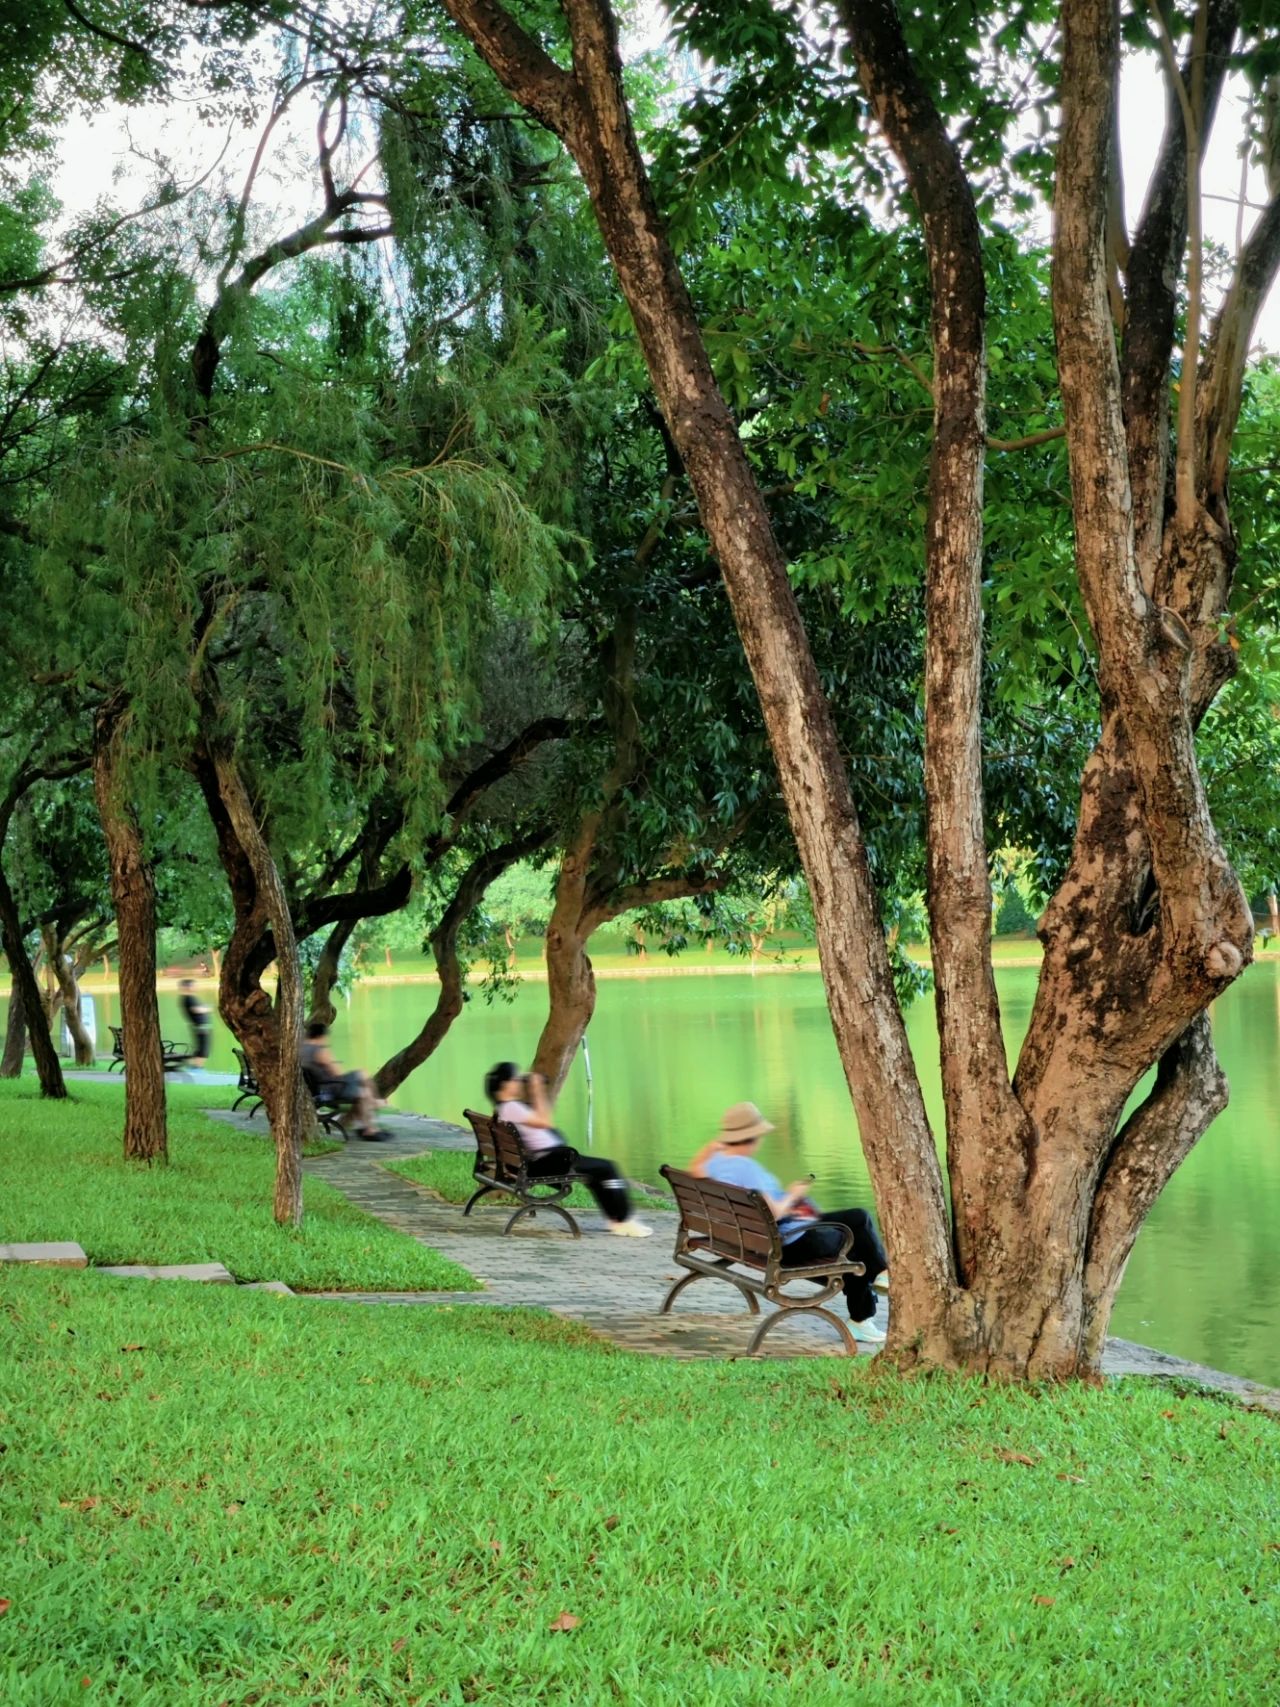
[359,1127,391,1142]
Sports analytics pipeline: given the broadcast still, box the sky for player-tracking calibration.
[50,16,1279,354]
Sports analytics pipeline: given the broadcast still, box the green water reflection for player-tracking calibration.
[30,961,1280,1385]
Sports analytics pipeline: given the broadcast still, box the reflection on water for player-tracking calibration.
[10,959,1280,1385]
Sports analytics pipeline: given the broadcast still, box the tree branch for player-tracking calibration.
[439,0,581,136]
[1080,1012,1227,1361]
[1122,0,1238,572]
[1198,184,1280,504]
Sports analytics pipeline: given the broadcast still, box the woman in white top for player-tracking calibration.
[484,1061,652,1237]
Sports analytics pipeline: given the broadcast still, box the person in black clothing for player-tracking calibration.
[178,978,213,1068]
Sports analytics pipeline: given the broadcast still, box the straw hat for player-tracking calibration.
[717,1101,776,1145]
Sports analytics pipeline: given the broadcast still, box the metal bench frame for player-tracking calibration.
[301,1066,352,1139]
[231,1049,346,1137]
[231,1047,263,1116]
[108,1023,191,1074]
[658,1164,866,1356]
[462,1109,581,1238]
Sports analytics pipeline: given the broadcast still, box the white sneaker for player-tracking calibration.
[609,1219,654,1238]
[850,1317,886,1344]
[872,1270,890,1293]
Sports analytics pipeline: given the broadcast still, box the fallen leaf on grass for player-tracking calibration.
[994,1449,1038,1467]
[1056,1473,1085,1483]
[603,1515,620,1532]
[392,1638,407,1653]
[119,1345,146,1353]
[1033,1596,1055,1607]
[0,1600,10,1616]
[548,1613,581,1633]
[1057,1557,1076,1571]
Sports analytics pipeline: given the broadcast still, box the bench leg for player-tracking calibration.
[504,1202,581,1238]
[660,1272,760,1316]
[747,1304,857,1358]
[462,1184,502,1217]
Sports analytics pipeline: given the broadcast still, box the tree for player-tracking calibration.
[442,0,1280,1377]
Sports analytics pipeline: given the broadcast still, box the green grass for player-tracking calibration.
[381,1148,675,1213]
[2,1267,1278,1705]
[0,1081,478,1294]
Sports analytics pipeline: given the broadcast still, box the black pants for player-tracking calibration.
[527,1146,632,1224]
[783,1209,886,1322]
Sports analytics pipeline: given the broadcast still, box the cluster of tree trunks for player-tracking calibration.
[442,0,1279,1377]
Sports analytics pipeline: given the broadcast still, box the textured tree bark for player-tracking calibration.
[0,974,25,1077]
[93,713,167,1161]
[0,808,66,1096]
[0,901,65,1092]
[46,928,95,1067]
[445,0,960,1351]
[195,745,308,1225]
[841,0,1035,1304]
[376,833,546,1095]
[445,0,1280,1376]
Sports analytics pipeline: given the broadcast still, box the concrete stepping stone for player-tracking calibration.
[0,1241,88,1268]
[97,1262,233,1284]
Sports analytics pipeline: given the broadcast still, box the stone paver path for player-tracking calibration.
[207,1107,1280,1400]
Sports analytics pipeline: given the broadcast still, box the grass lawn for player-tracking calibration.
[381,1149,675,1213]
[0,1081,478,1294]
[2,1267,1278,1705]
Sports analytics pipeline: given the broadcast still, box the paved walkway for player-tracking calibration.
[206,1107,1280,1400]
[211,1106,887,1359]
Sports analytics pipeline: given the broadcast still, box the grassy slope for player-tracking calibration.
[1,1267,1278,1705]
[0,1082,477,1293]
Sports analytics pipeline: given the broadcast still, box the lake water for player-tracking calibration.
[21,960,1280,1386]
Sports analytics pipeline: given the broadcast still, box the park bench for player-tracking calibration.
[231,1049,347,1137]
[231,1047,263,1116]
[657,1165,867,1356]
[461,1108,581,1238]
[108,1023,190,1074]
[301,1066,352,1139]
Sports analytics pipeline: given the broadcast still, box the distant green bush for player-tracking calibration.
[994,884,1038,936]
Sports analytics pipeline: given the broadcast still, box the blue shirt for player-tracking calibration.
[704,1152,810,1245]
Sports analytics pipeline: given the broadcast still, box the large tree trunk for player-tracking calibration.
[533,927,596,1099]
[94,712,167,1162]
[195,744,308,1226]
[445,0,955,1340]
[1,975,26,1077]
[0,873,66,1096]
[45,926,95,1067]
[446,0,1276,1377]
[377,833,546,1097]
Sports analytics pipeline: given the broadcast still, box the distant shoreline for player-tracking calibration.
[7,945,1280,999]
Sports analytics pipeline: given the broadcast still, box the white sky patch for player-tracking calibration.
[46,22,1278,349]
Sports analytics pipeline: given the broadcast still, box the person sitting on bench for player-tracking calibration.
[301,1022,388,1141]
[178,979,213,1068]
[485,1061,652,1237]
[688,1101,889,1342]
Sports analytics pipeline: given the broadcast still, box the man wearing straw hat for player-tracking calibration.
[688,1101,889,1343]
